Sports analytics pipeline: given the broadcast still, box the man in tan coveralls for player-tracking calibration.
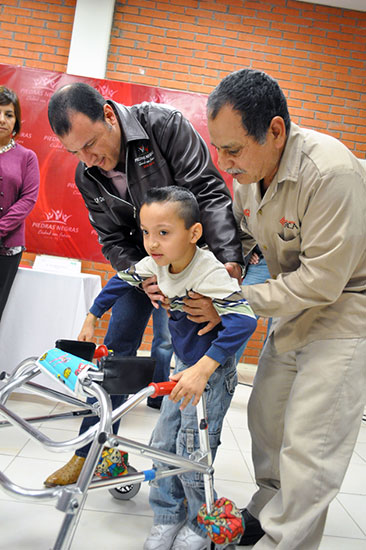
[186,69,366,549]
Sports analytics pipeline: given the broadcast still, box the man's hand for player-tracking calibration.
[182,291,220,335]
[141,275,169,309]
[78,312,98,341]
[169,356,219,410]
[224,261,243,284]
[181,262,243,336]
[248,252,260,265]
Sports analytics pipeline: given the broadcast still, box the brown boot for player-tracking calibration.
[44,455,86,487]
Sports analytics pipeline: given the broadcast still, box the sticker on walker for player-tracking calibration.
[95,448,129,479]
[37,348,96,396]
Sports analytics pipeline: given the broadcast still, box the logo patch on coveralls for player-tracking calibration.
[279,216,298,230]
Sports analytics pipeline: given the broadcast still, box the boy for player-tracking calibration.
[93,186,256,549]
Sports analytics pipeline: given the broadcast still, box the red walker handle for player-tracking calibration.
[93,344,109,359]
[149,381,177,398]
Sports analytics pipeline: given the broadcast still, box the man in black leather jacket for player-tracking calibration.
[43,82,244,487]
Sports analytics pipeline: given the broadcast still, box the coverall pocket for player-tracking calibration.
[274,232,301,272]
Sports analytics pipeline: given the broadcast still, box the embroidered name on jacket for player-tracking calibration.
[94,196,106,204]
[134,144,155,168]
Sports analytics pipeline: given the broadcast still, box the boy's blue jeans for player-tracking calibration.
[76,287,172,458]
[148,355,238,536]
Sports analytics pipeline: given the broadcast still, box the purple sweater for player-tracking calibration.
[0,143,40,248]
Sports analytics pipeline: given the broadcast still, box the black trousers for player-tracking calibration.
[0,252,22,322]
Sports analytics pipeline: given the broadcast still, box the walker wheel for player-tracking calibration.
[108,465,141,500]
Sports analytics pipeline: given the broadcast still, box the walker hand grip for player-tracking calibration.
[148,381,177,397]
[93,345,109,359]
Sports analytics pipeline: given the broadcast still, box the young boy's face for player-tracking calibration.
[140,201,201,273]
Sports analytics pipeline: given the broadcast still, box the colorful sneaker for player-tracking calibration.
[143,521,185,550]
[172,525,208,550]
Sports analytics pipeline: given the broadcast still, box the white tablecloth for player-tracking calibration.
[0,267,102,386]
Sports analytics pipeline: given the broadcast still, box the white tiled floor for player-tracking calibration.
[0,378,365,549]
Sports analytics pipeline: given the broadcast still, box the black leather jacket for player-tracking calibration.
[75,100,243,271]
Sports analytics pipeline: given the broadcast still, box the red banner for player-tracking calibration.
[0,63,232,262]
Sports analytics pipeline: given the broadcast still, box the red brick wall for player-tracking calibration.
[2,0,366,363]
[0,0,75,72]
[108,0,366,155]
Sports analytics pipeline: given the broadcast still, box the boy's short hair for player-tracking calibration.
[143,186,200,229]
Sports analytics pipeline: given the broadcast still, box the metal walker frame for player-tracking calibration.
[0,350,220,550]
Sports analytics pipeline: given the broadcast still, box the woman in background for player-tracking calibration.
[0,86,40,321]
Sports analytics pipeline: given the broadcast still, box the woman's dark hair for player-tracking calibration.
[0,86,21,137]
[207,69,291,143]
[142,186,201,229]
[48,82,106,136]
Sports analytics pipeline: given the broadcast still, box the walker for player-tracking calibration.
[0,340,244,550]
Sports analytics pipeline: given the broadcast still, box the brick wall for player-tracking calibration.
[0,0,75,72]
[2,0,366,364]
[108,0,366,155]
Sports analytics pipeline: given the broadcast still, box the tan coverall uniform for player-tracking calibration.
[233,122,366,549]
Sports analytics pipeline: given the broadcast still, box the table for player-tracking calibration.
[0,267,102,388]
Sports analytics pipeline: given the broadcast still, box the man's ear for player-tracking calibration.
[103,103,118,126]
[190,222,203,244]
[269,116,287,150]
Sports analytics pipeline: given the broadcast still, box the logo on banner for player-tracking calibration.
[32,209,79,239]
[15,119,32,143]
[134,144,155,168]
[33,75,59,93]
[17,127,33,146]
[19,131,32,140]
[20,76,59,103]
[96,83,118,99]
[45,210,72,224]
[67,182,81,196]
[43,134,63,149]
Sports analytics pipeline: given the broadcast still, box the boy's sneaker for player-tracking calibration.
[143,521,185,550]
[172,525,208,550]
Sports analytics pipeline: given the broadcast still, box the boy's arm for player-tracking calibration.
[170,294,257,410]
[78,273,137,342]
[78,312,98,341]
[89,274,131,318]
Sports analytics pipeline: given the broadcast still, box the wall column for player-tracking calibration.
[67,0,115,79]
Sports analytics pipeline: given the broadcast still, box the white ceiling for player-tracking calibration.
[297,0,366,11]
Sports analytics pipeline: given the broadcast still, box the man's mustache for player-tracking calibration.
[226,169,246,175]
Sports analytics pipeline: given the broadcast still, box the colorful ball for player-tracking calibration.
[197,497,244,545]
